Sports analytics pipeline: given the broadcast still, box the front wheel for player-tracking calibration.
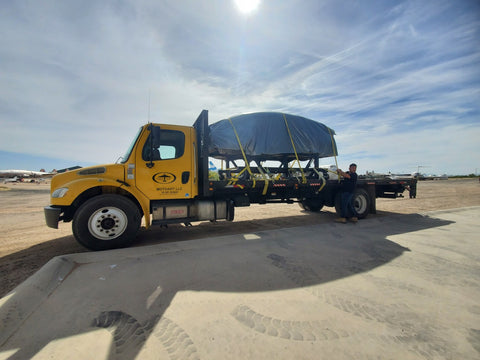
[73,195,141,251]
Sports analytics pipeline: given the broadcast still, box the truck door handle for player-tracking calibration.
[182,171,190,184]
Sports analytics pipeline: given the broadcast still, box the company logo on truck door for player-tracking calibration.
[153,172,176,184]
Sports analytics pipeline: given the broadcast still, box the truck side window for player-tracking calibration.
[142,130,185,161]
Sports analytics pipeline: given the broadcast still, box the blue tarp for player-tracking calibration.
[208,112,337,161]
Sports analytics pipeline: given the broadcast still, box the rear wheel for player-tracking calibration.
[334,188,370,219]
[73,195,141,251]
[353,188,370,218]
[299,198,324,212]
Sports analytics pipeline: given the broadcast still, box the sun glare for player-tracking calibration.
[234,0,260,14]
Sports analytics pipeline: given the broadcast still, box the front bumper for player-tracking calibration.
[44,206,62,229]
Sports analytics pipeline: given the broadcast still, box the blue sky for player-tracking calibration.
[1,0,479,175]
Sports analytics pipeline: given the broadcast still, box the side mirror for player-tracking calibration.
[147,125,161,168]
[151,125,161,148]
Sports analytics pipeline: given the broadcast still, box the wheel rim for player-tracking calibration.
[354,194,368,215]
[88,207,128,240]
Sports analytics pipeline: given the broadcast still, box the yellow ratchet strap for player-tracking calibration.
[283,114,307,184]
[256,162,270,195]
[319,176,326,192]
[227,118,256,189]
[312,169,327,192]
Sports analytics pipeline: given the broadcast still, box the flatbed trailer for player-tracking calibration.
[194,168,416,220]
[192,110,416,220]
[45,110,416,250]
[205,175,415,214]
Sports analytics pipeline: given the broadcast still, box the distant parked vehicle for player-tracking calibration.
[3,176,19,184]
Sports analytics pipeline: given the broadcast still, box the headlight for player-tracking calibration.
[52,187,69,198]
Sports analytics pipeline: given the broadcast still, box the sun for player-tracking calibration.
[234,0,260,14]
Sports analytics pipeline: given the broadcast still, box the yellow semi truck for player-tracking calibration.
[45,110,416,250]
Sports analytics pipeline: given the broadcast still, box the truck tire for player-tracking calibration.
[334,188,370,219]
[72,195,141,251]
[299,198,324,212]
[353,188,370,218]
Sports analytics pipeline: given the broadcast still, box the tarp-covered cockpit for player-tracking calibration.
[208,112,337,162]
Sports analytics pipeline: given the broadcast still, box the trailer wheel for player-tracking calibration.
[299,199,324,212]
[353,188,370,219]
[334,188,370,219]
[72,195,141,251]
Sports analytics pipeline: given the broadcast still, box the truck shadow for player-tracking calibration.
[0,211,331,297]
[1,212,454,359]
[135,208,339,247]
[0,209,339,298]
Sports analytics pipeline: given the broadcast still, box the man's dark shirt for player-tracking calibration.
[342,172,357,193]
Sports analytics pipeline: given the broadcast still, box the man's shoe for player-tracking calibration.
[350,217,358,223]
[335,217,347,224]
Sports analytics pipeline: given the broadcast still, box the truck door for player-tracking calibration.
[135,124,197,200]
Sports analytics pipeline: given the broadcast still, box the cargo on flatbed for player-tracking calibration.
[44,110,416,250]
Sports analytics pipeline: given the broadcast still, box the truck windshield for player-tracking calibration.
[119,127,143,164]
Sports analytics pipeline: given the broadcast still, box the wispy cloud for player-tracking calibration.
[0,0,478,174]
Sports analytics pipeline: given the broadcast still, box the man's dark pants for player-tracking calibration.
[340,191,357,218]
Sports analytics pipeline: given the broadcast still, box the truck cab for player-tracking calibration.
[45,110,231,250]
[132,123,198,201]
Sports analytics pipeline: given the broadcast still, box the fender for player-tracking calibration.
[50,177,152,228]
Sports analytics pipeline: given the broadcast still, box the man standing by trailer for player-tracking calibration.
[335,163,358,224]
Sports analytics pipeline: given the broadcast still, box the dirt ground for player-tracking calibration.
[1,178,479,298]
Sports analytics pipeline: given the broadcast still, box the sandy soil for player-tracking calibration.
[1,178,479,298]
